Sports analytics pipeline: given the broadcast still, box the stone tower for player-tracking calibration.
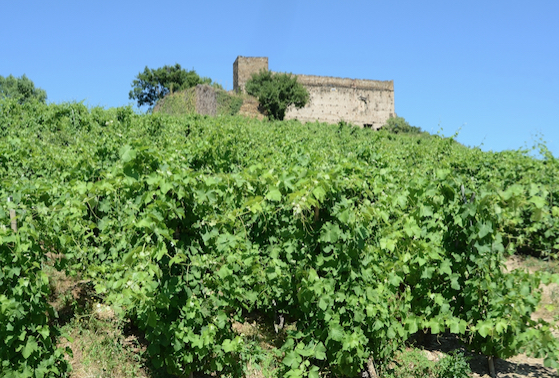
[233,56,268,93]
[232,55,394,129]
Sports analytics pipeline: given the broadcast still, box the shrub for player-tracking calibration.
[381,116,423,134]
[436,351,471,378]
[245,70,309,120]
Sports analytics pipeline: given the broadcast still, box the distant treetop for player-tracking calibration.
[129,64,212,110]
[381,116,424,134]
[0,74,47,104]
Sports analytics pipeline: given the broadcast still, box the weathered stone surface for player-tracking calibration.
[233,56,395,128]
[195,84,217,116]
[233,56,269,93]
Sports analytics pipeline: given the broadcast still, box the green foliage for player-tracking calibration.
[154,87,244,117]
[153,90,197,116]
[381,116,423,134]
[1,211,70,377]
[129,64,211,109]
[245,70,309,120]
[60,316,152,378]
[436,351,471,378]
[1,98,559,376]
[216,90,243,116]
[386,349,435,378]
[385,349,471,378]
[0,74,47,104]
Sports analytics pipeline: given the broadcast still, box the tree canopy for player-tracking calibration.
[245,70,309,121]
[0,74,47,104]
[129,64,211,109]
[381,116,424,134]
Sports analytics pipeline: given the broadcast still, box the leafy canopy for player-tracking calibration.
[129,63,211,109]
[245,70,309,120]
[0,74,47,104]
[2,100,559,375]
[381,116,423,134]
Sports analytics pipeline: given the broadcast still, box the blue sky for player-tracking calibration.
[2,1,558,156]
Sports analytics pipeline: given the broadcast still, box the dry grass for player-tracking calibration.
[59,317,150,378]
[231,315,282,378]
[46,261,153,378]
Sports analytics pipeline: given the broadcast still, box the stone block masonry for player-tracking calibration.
[233,56,268,93]
[195,84,217,116]
[233,56,394,129]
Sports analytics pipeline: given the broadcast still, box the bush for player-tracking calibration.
[153,87,243,117]
[245,70,309,120]
[0,74,47,104]
[388,349,434,378]
[1,213,70,377]
[216,90,243,116]
[381,116,423,134]
[384,349,471,378]
[436,351,471,378]
[129,64,211,110]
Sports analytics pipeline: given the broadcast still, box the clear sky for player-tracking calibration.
[2,1,558,156]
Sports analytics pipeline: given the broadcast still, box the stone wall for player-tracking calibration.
[284,75,394,129]
[153,84,217,116]
[195,84,217,116]
[232,56,395,129]
[233,56,268,93]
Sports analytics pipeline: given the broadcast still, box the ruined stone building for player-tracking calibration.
[233,56,395,129]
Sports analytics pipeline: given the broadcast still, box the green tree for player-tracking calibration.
[0,74,47,104]
[129,64,211,109]
[245,70,309,121]
[381,116,423,134]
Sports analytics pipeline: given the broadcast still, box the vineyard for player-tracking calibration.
[1,98,559,378]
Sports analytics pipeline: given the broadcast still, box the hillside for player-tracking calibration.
[153,85,260,119]
[1,98,559,378]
